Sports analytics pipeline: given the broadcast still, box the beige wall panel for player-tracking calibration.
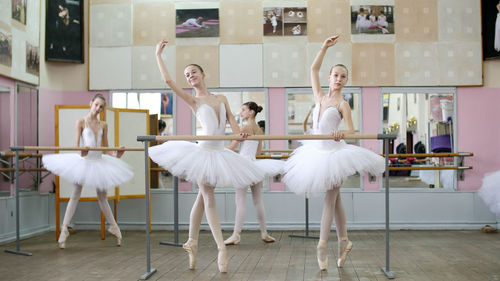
[90,3,132,47]
[175,45,219,88]
[438,0,481,42]
[89,47,132,90]
[395,42,439,86]
[219,44,262,87]
[395,0,438,42]
[307,0,350,43]
[351,43,394,86]
[438,42,482,86]
[484,60,500,88]
[220,1,262,44]
[306,42,352,87]
[263,43,308,87]
[132,45,175,89]
[133,2,175,46]
[90,0,130,4]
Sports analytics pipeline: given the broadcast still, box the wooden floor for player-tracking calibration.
[1,230,499,281]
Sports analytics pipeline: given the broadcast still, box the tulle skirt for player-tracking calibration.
[42,153,134,191]
[254,159,284,178]
[149,141,265,188]
[283,140,385,197]
[479,170,500,215]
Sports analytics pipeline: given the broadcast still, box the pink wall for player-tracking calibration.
[361,87,383,191]
[268,88,286,191]
[457,87,500,191]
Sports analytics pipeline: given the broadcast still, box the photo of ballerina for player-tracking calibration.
[26,42,39,76]
[176,9,219,38]
[263,8,283,36]
[0,31,12,68]
[482,0,500,59]
[351,5,394,35]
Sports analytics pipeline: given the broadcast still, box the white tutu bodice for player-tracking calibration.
[479,170,500,215]
[148,103,265,188]
[42,121,134,191]
[284,101,385,197]
[240,140,284,178]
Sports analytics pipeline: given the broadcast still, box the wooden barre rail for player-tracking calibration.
[0,168,47,172]
[1,152,44,158]
[10,146,144,152]
[140,133,393,142]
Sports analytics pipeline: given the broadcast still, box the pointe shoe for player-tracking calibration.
[317,240,328,271]
[183,239,198,270]
[337,238,353,268]
[58,227,69,249]
[261,233,276,243]
[107,225,122,246]
[218,248,228,273]
[224,233,241,245]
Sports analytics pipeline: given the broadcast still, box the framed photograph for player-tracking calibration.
[26,42,39,76]
[45,0,83,62]
[12,0,27,25]
[0,31,12,68]
[176,9,219,38]
[263,8,283,36]
[482,0,500,59]
[160,93,173,116]
[283,7,307,36]
[351,5,394,35]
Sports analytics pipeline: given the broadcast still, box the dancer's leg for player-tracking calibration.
[184,191,204,269]
[224,187,246,245]
[317,187,340,270]
[58,184,83,248]
[96,189,121,245]
[198,182,228,273]
[334,191,353,268]
[250,183,275,242]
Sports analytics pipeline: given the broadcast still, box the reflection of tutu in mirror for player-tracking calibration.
[479,170,500,215]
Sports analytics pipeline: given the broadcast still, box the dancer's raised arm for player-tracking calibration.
[155,39,196,110]
[311,35,339,102]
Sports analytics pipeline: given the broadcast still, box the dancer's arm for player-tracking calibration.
[74,119,87,156]
[102,122,124,158]
[156,39,196,110]
[221,95,242,135]
[302,104,314,134]
[339,101,355,135]
[311,35,339,103]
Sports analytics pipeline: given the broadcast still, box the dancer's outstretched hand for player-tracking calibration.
[156,39,168,56]
[322,35,340,49]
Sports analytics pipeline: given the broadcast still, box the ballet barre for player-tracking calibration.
[137,133,397,279]
[4,146,144,259]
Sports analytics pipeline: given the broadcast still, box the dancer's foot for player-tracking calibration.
[107,224,122,246]
[224,233,241,245]
[261,233,276,243]
[317,240,328,271]
[218,247,228,273]
[58,227,69,249]
[337,237,353,268]
[183,238,198,270]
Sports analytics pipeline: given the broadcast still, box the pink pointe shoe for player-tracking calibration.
[218,247,228,273]
[183,238,198,270]
[317,240,328,271]
[224,233,241,245]
[58,227,69,249]
[107,225,122,246]
[337,237,353,268]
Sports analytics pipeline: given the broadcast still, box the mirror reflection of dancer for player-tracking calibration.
[42,94,133,249]
[224,102,283,245]
[150,39,264,273]
[283,35,385,270]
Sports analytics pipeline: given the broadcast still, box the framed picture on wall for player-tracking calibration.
[176,9,219,38]
[45,0,83,63]
[482,0,500,59]
[12,0,27,25]
[160,93,173,117]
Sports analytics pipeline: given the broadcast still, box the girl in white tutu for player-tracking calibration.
[283,35,385,270]
[42,94,133,249]
[151,39,264,273]
[224,102,283,246]
[479,170,500,216]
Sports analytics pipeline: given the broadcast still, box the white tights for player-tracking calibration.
[319,187,348,255]
[187,182,226,250]
[61,184,118,229]
[233,182,269,236]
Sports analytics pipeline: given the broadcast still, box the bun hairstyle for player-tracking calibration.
[92,93,106,105]
[185,63,204,73]
[258,120,265,131]
[243,101,263,117]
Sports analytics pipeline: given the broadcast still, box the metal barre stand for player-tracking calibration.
[138,137,157,280]
[159,176,183,247]
[288,198,319,239]
[4,148,33,256]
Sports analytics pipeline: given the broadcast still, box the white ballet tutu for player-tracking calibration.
[254,159,284,177]
[479,170,500,215]
[148,141,265,188]
[283,140,385,197]
[42,153,134,191]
